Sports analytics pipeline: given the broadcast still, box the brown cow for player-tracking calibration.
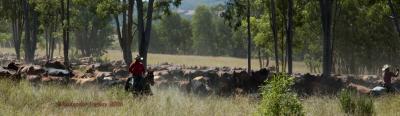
[177,80,190,93]
[232,70,250,92]
[41,75,67,84]
[0,68,15,77]
[44,61,67,69]
[17,65,45,75]
[92,63,113,72]
[26,75,41,83]
[72,77,97,85]
[216,71,236,96]
[190,76,212,96]
[4,62,20,71]
[112,68,129,78]
[252,68,270,86]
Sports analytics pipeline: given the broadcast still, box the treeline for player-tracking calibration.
[236,0,400,74]
[143,5,249,58]
[0,2,249,59]
[0,0,182,66]
[1,0,400,74]
[0,0,115,61]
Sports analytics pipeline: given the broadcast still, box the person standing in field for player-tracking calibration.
[382,64,399,92]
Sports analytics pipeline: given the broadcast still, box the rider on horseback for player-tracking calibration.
[125,55,146,93]
[382,64,399,92]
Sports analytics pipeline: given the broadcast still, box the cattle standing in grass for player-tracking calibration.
[44,61,67,70]
[0,67,15,77]
[17,65,46,77]
[4,62,20,71]
[190,76,212,96]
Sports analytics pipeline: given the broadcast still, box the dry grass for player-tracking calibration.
[0,79,256,116]
[0,48,308,73]
[374,95,400,116]
[302,96,345,116]
[1,79,400,115]
[302,95,400,116]
[105,50,308,73]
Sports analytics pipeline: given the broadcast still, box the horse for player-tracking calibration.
[124,71,155,96]
[347,82,396,96]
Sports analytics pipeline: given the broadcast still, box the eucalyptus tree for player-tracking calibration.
[1,0,23,60]
[319,0,333,77]
[34,0,60,61]
[136,0,182,68]
[97,0,181,67]
[223,0,253,73]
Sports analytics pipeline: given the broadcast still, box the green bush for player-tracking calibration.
[258,73,304,116]
[339,89,374,116]
[339,89,356,114]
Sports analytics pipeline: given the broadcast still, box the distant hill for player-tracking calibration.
[175,0,226,18]
[179,0,226,10]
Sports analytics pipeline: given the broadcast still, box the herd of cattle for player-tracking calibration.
[0,54,397,96]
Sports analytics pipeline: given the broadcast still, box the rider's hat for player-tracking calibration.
[382,64,390,71]
[135,55,143,61]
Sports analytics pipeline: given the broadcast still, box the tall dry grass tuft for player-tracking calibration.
[302,96,345,116]
[374,95,400,116]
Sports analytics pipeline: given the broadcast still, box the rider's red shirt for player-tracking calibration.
[383,72,395,84]
[129,60,145,76]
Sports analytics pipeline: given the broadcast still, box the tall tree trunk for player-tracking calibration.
[331,0,342,74]
[17,18,23,60]
[11,20,17,54]
[388,0,400,37]
[143,0,156,69]
[269,0,279,72]
[124,0,134,65]
[122,0,127,44]
[23,0,31,63]
[246,0,252,74]
[63,0,70,66]
[118,0,133,66]
[114,15,128,64]
[50,24,55,60]
[13,0,23,60]
[281,29,285,72]
[114,15,122,47]
[30,9,38,61]
[137,0,145,65]
[266,56,270,67]
[61,0,66,62]
[319,0,333,78]
[286,0,293,74]
[45,26,49,61]
[258,48,262,69]
[11,19,21,60]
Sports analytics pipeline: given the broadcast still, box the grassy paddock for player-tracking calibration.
[0,48,308,73]
[1,80,400,115]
